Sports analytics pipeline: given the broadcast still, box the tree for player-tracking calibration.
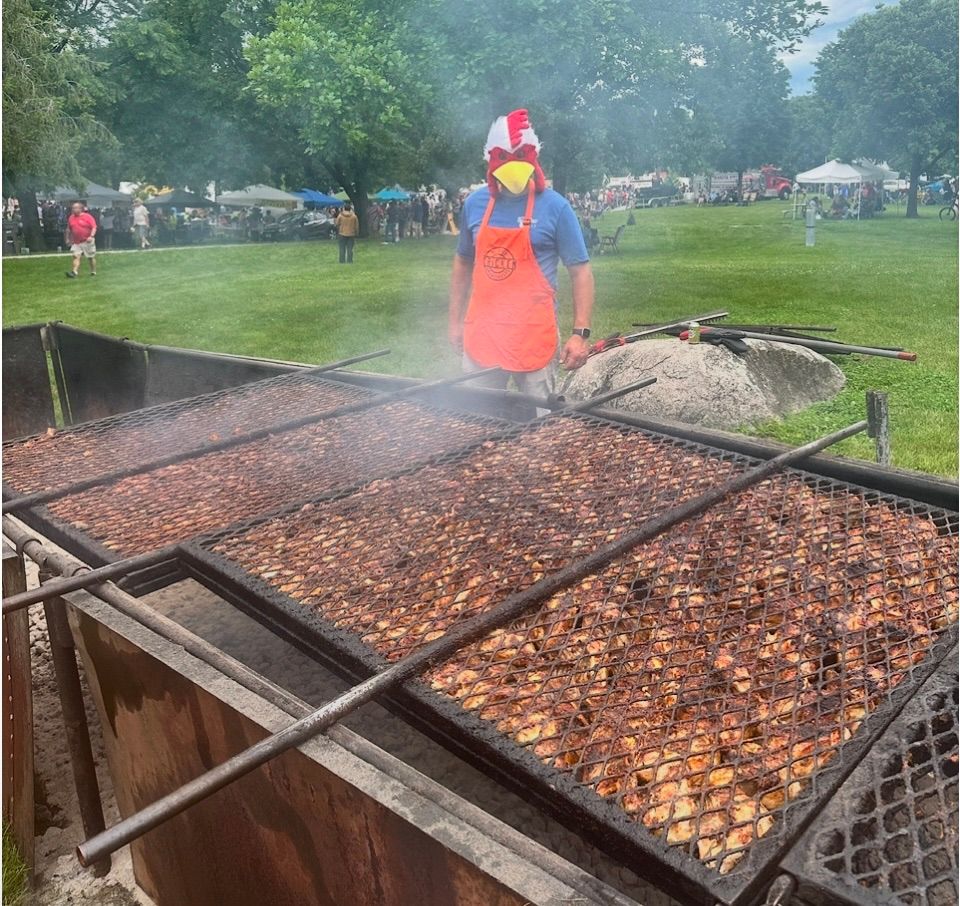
[814,0,959,217]
[80,0,316,194]
[421,0,825,193]
[2,0,108,248]
[779,94,832,177]
[688,35,792,191]
[246,0,437,234]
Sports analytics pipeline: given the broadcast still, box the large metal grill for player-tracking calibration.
[13,401,506,565]
[2,371,374,495]
[782,647,958,906]
[183,411,959,906]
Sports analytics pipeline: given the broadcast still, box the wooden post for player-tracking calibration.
[2,544,34,874]
[866,390,891,466]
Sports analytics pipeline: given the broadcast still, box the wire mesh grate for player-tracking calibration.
[207,415,752,662]
[784,650,958,906]
[42,401,506,557]
[423,475,957,882]
[2,371,374,494]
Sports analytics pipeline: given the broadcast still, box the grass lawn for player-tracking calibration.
[3,202,957,476]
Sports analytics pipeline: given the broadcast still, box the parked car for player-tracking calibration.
[261,210,336,241]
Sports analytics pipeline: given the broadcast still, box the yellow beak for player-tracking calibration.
[493,161,534,195]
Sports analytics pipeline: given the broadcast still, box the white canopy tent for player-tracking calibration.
[49,181,132,207]
[795,160,889,185]
[215,184,302,211]
[795,160,888,219]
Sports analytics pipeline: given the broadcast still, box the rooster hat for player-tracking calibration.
[484,108,546,196]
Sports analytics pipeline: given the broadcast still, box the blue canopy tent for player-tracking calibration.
[295,189,344,206]
[375,187,411,201]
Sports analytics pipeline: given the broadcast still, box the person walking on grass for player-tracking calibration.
[132,199,151,249]
[335,202,359,264]
[64,202,97,278]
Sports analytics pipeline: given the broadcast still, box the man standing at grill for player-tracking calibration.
[448,108,594,398]
[64,201,97,278]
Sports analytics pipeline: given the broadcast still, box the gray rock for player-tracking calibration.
[564,338,845,430]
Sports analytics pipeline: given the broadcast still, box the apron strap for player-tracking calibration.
[521,183,536,225]
[480,193,497,231]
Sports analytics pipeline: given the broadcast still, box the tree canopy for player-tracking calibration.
[814,0,958,216]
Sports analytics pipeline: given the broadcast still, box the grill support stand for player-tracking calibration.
[72,419,868,869]
[40,577,111,877]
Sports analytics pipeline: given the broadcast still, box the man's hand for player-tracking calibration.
[560,334,590,370]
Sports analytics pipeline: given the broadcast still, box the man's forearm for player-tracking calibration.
[568,262,595,328]
[448,253,473,327]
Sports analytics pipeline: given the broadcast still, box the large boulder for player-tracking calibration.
[563,338,845,430]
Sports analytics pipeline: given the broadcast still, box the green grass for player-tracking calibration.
[2,822,29,905]
[4,202,957,475]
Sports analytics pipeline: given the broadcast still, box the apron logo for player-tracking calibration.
[482,246,516,281]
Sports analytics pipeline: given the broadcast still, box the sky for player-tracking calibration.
[782,0,893,95]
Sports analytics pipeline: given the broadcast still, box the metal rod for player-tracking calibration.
[590,310,729,355]
[696,328,917,361]
[563,376,658,412]
[2,365,502,515]
[1,521,291,715]
[632,321,837,334]
[40,583,111,876]
[1,542,180,615]
[75,419,868,867]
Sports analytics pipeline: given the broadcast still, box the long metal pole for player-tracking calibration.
[75,419,868,867]
[699,328,917,362]
[1,376,658,614]
[2,542,179,615]
[2,366,502,515]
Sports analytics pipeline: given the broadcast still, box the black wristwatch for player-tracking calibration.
[572,327,591,339]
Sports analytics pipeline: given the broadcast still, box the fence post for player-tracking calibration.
[866,390,891,466]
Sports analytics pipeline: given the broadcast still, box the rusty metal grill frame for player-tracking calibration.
[176,409,960,906]
[782,646,959,906]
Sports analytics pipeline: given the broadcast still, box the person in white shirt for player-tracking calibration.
[132,200,151,249]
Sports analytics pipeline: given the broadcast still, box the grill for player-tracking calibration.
[2,371,374,494]
[181,410,959,906]
[5,351,959,906]
[782,647,958,906]
[4,394,509,572]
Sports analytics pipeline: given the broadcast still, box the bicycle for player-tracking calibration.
[939,198,958,221]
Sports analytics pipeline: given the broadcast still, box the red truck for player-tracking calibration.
[756,165,793,200]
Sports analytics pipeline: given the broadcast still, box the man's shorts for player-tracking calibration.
[70,238,96,258]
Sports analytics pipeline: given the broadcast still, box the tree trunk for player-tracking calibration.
[345,181,369,238]
[905,155,921,219]
[16,187,46,252]
[736,170,744,202]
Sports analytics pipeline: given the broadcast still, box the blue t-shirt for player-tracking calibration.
[456,187,589,288]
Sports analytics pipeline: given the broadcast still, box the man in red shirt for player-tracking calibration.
[65,201,97,278]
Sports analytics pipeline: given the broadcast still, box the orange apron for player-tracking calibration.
[463,186,558,372]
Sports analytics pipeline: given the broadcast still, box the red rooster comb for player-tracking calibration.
[484,108,546,195]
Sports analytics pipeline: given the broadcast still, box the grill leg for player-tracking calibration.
[41,580,111,877]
